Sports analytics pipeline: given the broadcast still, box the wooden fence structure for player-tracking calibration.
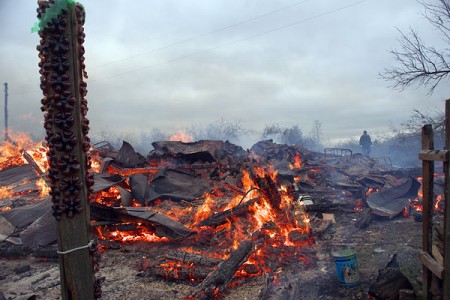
[418,99,450,299]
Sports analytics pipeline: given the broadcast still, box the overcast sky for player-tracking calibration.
[0,0,448,147]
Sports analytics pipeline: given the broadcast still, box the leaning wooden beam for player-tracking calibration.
[418,251,444,279]
[20,149,44,175]
[188,240,254,300]
[36,1,97,298]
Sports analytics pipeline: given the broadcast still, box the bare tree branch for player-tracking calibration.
[381,0,450,94]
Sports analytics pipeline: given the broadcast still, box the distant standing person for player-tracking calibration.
[359,130,372,157]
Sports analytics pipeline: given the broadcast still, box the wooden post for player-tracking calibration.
[419,99,450,299]
[3,82,8,142]
[421,124,434,299]
[36,1,97,299]
[443,99,450,300]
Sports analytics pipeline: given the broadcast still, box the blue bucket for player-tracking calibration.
[332,249,360,286]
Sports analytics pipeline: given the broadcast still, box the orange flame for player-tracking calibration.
[0,186,13,199]
[36,178,50,197]
[169,131,193,142]
[0,132,48,172]
[289,153,302,169]
[194,194,215,225]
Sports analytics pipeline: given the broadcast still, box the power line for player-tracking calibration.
[91,0,369,82]
[9,0,314,92]
[91,0,313,69]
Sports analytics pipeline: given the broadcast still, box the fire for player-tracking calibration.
[106,165,159,177]
[90,150,102,173]
[36,177,50,197]
[1,132,315,285]
[289,152,302,169]
[94,224,168,243]
[194,194,215,225]
[250,199,276,228]
[169,131,193,142]
[0,132,48,172]
[0,186,13,199]
[434,194,443,210]
[365,187,381,197]
[94,186,122,206]
[407,175,444,215]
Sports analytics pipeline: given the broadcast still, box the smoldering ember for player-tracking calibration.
[0,134,446,299]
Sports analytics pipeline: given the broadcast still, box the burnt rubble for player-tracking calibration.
[0,138,442,299]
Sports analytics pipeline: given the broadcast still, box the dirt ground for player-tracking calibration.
[0,209,423,300]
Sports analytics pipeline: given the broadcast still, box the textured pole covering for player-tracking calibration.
[36,0,101,298]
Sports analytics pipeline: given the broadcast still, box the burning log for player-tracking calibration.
[139,251,223,282]
[164,250,223,267]
[188,240,255,299]
[19,149,44,175]
[251,173,282,212]
[140,262,212,283]
[197,197,261,228]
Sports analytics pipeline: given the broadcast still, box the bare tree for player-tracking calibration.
[310,120,323,145]
[381,0,450,94]
[400,108,445,133]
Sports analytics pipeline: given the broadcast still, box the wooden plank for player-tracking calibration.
[418,150,449,161]
[419,251,444,279]
[421,124,434,299]
[443,99,450,300]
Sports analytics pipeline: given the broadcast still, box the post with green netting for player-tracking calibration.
[35,0,100,298]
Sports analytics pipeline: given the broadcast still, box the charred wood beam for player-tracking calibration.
[251,173,282,211]
[0,243,59,261]
[0,242,30,258]
[164,250,223,267]
[140,262,212,283]
[188,240,254,300]
[20,149,44,175]
[197,197,261,228]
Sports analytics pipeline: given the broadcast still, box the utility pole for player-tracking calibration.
[3,82,8,142]
[36,0,98,298]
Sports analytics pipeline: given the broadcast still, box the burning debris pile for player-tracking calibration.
[0,136,443,298]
